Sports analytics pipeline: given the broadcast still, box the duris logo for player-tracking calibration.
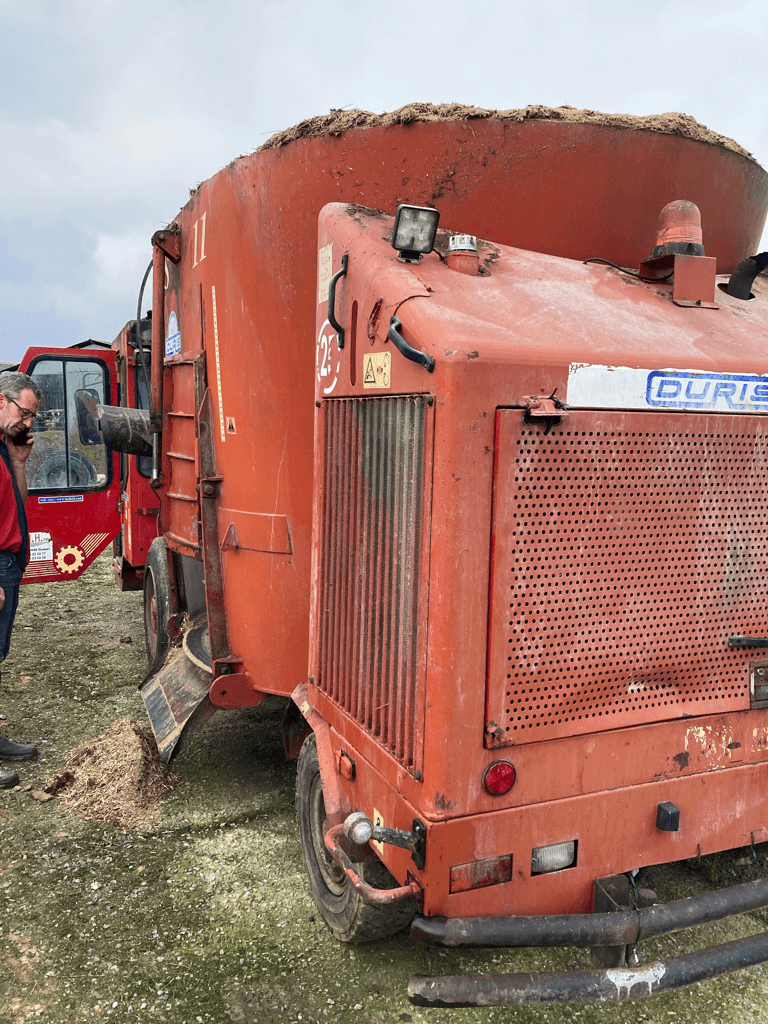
[646,371,768,411]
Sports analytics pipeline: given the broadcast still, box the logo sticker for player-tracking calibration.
[646,371,768,411]
[165,311,181,357]
[29,532,53,562]
[568,363,768,414]
[316,319,341,396]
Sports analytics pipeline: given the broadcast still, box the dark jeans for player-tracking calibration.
[0,551,23,663]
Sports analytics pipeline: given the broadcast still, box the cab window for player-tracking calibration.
[25,358,110,491]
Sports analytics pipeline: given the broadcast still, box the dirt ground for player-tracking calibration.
[3,554,768,1023]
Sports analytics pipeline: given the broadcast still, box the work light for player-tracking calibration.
[391,204,440,263]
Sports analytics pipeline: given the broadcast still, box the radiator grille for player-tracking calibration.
[317,396,431,769]
[486,411,766,746]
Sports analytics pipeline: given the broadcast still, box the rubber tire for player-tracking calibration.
[296,733,417,943]
[32,449,97,488]
[143,537,175,671]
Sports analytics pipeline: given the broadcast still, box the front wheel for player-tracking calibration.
[143,538,176,671]
[295,733,416,943]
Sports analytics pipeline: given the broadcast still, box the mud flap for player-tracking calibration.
[140,654,216,763]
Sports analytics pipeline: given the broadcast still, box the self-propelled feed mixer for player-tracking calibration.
[14,103,768,1004]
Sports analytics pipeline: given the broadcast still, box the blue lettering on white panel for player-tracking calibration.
[165,311,181,357]
[646,371,768,412]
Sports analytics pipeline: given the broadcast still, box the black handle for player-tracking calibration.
[728,636,768,648]
[328,253,348,349]
[388,316,435,373]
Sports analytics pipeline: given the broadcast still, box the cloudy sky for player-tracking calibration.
[1,0,767,365]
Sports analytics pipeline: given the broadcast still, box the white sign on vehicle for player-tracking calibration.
[29,532,53,562]
[567,363,768,414]
[316,319,341,396]
[165,311,181,357]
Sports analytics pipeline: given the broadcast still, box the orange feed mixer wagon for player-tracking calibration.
[15,105,768,1004]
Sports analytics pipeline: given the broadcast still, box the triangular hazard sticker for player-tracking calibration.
[363,357,376,385]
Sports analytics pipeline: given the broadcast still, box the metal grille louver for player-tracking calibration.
[318,396,431,770]
[487,411,765,746]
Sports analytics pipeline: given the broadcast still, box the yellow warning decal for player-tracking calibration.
[226,416,236,435]
[363,351,391,390]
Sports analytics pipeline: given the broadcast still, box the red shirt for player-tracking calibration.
[0,442,22,553]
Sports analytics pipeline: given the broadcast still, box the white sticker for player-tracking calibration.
[316,319,341,396]
[165,311,181,357]
[29,532,53,563]
[567,362,768,414]
[318,244,333,304]
[363,351,391,390]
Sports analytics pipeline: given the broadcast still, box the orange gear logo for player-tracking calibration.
[55,545,85,574]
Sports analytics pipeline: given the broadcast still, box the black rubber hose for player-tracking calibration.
[726,252,768,299]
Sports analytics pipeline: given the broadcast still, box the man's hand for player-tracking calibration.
[0,587,5,611]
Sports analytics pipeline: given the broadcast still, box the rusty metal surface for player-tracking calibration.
[139,655,216,763]
[324,824,422,906]
[316,396,433,771]
[487,409,768,747]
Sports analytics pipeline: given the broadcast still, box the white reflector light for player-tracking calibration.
[531,840,576,875]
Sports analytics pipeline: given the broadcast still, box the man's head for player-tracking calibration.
[0,372,42,440]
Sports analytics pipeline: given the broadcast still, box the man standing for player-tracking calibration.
[0,371,42,789]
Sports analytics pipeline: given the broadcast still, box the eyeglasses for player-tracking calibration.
[8,398,37,423]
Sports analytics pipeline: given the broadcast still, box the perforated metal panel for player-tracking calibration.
[317,396,432,770]
[486,410,766,747]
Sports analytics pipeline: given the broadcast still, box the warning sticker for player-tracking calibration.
[29,532,53,563]
[226,416,236,435]
[318,244,333,304]
[363,351,391,390]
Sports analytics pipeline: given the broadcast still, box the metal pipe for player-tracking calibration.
[323,824,422,907]
[408,929,768,1005]
[726,252,768,299]
[411,875,768,948]
[150,243,165,431]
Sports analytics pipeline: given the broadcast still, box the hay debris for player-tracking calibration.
[45,718,177,830]
[259,102,754,161]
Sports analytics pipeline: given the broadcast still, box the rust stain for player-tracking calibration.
[673,751,690,769]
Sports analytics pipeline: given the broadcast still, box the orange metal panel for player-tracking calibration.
[217,508,291,554]
[487,409,768,746]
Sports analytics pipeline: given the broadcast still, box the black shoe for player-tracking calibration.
[0,766,19,788]
[0,735,38,761]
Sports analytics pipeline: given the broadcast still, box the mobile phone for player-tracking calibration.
[8,426,30,447]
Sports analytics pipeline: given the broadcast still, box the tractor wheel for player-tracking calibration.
[296,733,416,943]
[143,538,175,671]
[32,449,97,489]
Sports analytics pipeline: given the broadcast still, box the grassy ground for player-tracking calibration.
[2,554,768,1023]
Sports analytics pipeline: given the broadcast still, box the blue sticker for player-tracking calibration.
[37,495,85,503]
[646,371,768,412]
[165,311,181,357]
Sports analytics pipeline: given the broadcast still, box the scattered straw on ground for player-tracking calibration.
[44,718,177,830]
[259,102,754,160]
